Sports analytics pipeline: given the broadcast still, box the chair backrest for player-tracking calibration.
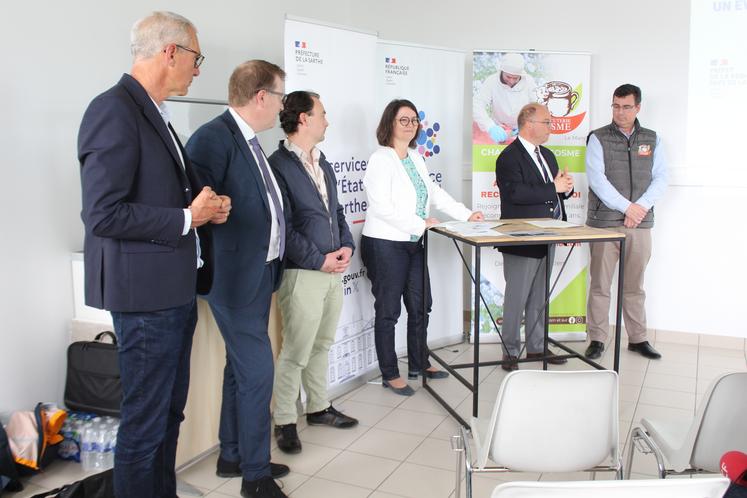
[691,372,747,472]
[490,477,730,498]
[485,370,619,472]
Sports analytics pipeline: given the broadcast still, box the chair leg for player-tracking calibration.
[451,434,464,498]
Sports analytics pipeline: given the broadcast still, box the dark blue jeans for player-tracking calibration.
[361,235,432,381]
[111,298,197,498]
[209,260,278,481]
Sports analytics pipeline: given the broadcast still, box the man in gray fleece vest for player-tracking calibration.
[584,84,668,361]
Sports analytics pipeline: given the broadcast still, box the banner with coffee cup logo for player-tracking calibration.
[472,50,591,342]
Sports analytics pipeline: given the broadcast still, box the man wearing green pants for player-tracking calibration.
[268,91,358,454]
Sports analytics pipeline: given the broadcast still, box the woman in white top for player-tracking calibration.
[361,99,484,396]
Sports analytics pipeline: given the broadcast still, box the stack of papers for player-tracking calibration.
[434,221,505,237]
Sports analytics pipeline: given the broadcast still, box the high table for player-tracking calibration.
[422,220,626,428]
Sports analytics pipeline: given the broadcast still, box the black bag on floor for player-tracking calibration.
[0,424,22,495]
[64,332,121,417]
[30,469,113,498]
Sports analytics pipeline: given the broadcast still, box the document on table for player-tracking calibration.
[525,219,581,229]
[434,221,506,237]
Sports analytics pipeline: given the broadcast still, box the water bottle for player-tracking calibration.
[93,426,107,470]
[80,423,96,471]
[101,426,115,469]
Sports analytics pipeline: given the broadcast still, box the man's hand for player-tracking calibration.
[625,203,648,226]
[337,246,353,266]
[425,217,441,228]
[210,195,232,225]
[190,187,222,228]
[554,168,574,194]
[468,211,485,221]
[320,249,348,273]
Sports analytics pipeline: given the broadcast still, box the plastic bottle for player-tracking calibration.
[102,424,118,469]
[93,425,107,470]
[80,423,95,471]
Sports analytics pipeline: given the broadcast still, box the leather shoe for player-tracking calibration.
[408,369,450,380]
[628,341,662,359]
[306,405,358,428]
[382,378,415,396]
[217,456,290,479]
[585,340,605,360]
[501,354,518,371]
[241,476,287,498]
[274,424,302,454]
[526,350,567,364]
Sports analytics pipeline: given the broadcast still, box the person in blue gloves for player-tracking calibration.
[474,53,537,144]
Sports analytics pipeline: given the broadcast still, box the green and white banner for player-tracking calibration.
[471,50,591,341]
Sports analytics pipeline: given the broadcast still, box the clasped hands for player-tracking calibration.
[553,168,574,194]
[320,246,352,273]
[624,202,648,228]
[189,186,232,228]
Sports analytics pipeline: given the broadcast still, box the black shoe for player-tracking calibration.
[585,341,605,360]
[306,405,359,428]
[241,476,287,498]
[628,341,662,359]
[526,351,568,365]
[270,463,290,479]
[216,455,241,478]
[501,354,519,372]
[408,369,450,380]
[382,378,415,396]
[217,457,290,479]
[274,424,302,454]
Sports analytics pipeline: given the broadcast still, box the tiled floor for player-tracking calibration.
[12,330,746,498]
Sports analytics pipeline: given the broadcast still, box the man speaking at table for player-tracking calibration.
[495,103,574,371]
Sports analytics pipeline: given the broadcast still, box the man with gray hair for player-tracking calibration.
[78,11,227,498]
[474,52,538,143]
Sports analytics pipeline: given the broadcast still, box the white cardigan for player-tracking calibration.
[362,147,472,241]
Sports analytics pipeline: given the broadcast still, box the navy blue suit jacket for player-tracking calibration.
[78,74,211,312]
[185,110,282,308]
[495,139,570,258]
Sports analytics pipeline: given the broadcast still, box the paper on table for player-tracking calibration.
[434,221,505,237]
[525,219,581,229]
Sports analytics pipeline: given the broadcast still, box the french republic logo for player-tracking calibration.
[384,57,408,76]
[535,80,586,135]
[293,41,323,65]
[416,111,441,159]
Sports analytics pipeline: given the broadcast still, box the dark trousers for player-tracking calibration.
[111,298,197,498]
[361,235,432,381]
[209,260,278,481]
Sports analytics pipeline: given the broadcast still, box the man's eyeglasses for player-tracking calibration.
[529,120,552,127]
[611,104,637,112]
[398,116,420,127]
[175,44,205,68]
[261,88,286,100]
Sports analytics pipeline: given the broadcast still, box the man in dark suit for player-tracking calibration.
[495,103,574,371]
[78,12,228,498]
[185,60,288,498]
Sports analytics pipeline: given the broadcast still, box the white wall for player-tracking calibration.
[1,0,742,412]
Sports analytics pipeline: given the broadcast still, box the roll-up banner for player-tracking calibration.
[471,50,591,342]
[376,40,467,357]
[284,18,379,387]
